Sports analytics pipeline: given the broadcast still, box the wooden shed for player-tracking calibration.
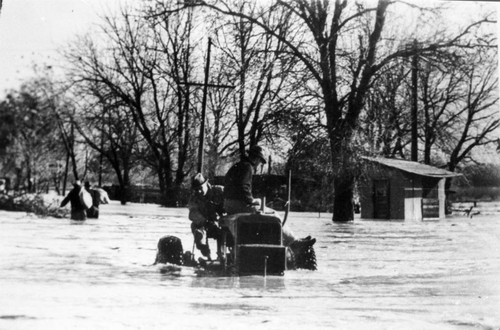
[359,157,461,221]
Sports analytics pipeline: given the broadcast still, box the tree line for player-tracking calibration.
[0,0,497,221]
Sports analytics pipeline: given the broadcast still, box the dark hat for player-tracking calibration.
[248,145,267,164]
[191,173,208,188]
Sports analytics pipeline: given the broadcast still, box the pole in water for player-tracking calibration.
[191,240,195,263]
[264,255,269,277]
[283,170,292,226]
[222,231,227,271]
[287,169,291,204]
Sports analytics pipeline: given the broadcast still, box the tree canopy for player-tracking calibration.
[0,0,497,214]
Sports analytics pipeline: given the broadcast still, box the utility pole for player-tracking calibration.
[411,39,418,162]
[197,38,212,173]
[181,38,234,175]
[98,104,106,187]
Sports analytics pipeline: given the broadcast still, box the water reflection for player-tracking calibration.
[186,273,286,291]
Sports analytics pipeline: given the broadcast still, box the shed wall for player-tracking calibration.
[359,160,451,221]
[403,174,423,221]
[359,167,422,220]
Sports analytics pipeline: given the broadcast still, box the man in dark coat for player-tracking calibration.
[60,180,87,221]
[223,145,297,245]
[223,145,267,214]
[188,173,225,260]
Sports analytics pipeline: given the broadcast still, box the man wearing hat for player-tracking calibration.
[224,146,297,247]
[224,145,267,214]
[60,180,87,221]
[187,173,225,260]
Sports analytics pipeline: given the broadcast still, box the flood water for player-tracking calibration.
[1,201,499,329]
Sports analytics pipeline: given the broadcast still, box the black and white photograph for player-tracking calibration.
[0,0,499,329]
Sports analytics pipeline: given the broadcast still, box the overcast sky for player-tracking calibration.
[0,0,498,97]
[0,0,124,95]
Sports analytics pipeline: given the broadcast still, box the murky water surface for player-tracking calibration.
[1,202,499,329]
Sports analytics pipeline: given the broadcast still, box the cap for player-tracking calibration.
[191,173,208,188]
[248,146,267,164]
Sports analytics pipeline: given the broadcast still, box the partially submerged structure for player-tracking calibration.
[359,157,461,221]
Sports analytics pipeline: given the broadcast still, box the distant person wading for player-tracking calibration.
[84,181,101,219]
[60,180,88,221]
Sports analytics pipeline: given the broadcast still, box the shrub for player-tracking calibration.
[451,186,500,202]
[0,193,69,218]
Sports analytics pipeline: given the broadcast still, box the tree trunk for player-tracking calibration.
[69,123,79,181]
[325,111,358,222]
[328,120,356,222]
[119,165,130,205]
[444,178,453,215]
[333,175,355,222]
[62,152,69,195]
[158,154,177,207]
[119,185,128,205]
[26,156,33,193]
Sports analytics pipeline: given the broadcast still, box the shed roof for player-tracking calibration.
[363,157,461,178]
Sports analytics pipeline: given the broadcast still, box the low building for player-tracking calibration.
[359,157,461,221]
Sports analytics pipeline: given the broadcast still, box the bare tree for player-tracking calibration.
[204,58,238,177]
[219,2,298,156]
[363,41,498,171]
[161,0,495,222]
[158,0,400,221]
[166,0,300,164]
[439,48,499,172]
[0,77,66,194]
[65,5,199,205]
[145,3,199,202]
[72,83,141,204]
[361,62,412,158]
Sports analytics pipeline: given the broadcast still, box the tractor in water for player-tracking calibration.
[155,210,316,276]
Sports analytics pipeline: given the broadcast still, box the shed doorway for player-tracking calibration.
[373,179,390,219]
